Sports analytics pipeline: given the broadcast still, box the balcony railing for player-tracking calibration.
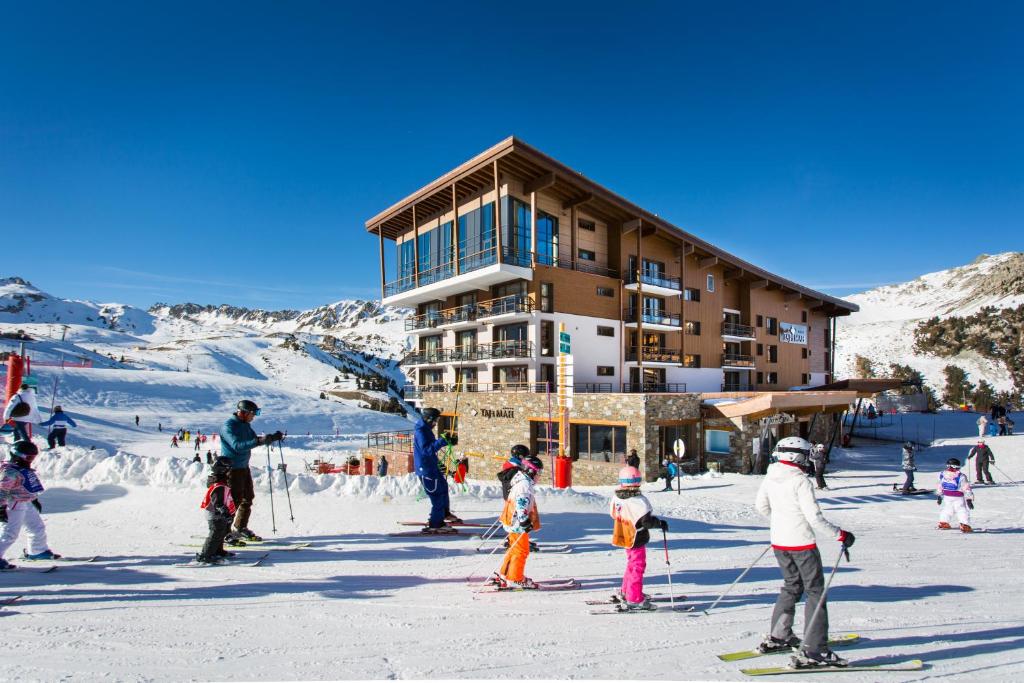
[621,382,688,393]
[405,294,533,331]
[401,340,534,365]
[623,310,682,327]
[366,429,413,453]
[721,353,755,367]
[721,321,756,338]
[624,271,682,291]
[576,382,615,393]
[625,347,682,364]
[721,383,755,392]
[406,381,617,395]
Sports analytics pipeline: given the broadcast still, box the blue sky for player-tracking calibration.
[1,2,1021,310]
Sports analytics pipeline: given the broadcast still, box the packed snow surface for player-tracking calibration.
[4,415,1024,681]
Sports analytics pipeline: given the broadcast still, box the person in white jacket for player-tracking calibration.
[2,382,43,442]
[976,414,988,437]
[754,436,855,668]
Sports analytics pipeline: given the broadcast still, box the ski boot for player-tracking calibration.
[937,522,952,530]
[790,649,848,668]
[501,576,538,590]
[0,559,15,571]
[216,550,237,558]
[23,549,62,561]
[444,513,464,525]
[194,554,225,566]
[420,525,458,535]
[529,541,539,552]
[960,524,973,533]
[237,528,263,542]
[224,530,247,546]
[612,591,652,604]
[616,597,657,612]
[757,634,801,654]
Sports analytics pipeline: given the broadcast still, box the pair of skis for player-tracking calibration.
[473,577,579,593]
[585,593,693,615]
[174,552,270,568]
[716,635,923,676]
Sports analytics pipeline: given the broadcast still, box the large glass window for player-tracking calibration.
[501,196,531,266]
[458,202,496,270]
[531,420,559,458]
[399,240,415,282]
[496,365,528,387]
[540,320,554,357]
[536,211,558,266]
[706,429,731,453]
[572,423,627,462]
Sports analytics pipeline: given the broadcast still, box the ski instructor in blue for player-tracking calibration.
[219,399,283,542]
[414,407,459,533]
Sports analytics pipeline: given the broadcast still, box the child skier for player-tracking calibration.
[494,454,543,589]
[900,442,917,493]
[497,445,538,553]
[937,458,974,533]
[610,465,667,611]
[196,456,237,564]
[0,440,61,568]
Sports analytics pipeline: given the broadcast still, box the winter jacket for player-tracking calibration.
[809,446,826,469]
[40,411,78,430]
[2,389,42,424]
[754,460,843,550]
[376,456,388,477]
[0,462,44,505]
[412,418,448,479]
[967,445,994,464]
[219,415,259,468]
[500,471,540,533]
[200,482,236,522]
[610,489,660,548]
[497,465,519,500]
[901,447,916,472]
[977,416,988,427]
[937,468,973,500]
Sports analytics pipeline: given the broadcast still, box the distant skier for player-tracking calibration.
[966,440,996,485]
[0,441,62,569]
[412,407,459,533]
[39,406,77,449]
[3,382,41,442]
[219,400,283,542]
[937,458,974,532]
[754,436,854,668]
[134,415,139,427]
[192,453,201,464]
[609,465,667,611]
[195,457,236,565]
[808,444,828,490]
[205,451,214,465]
[900,442,917,493]
[158,423,162,432]
[494,455,543,589]
[976,415,988,437]
[170,435,179,448]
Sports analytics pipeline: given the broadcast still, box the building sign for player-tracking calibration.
[760,412,796,426]
[480,407,515,419]
[779,322,808,345]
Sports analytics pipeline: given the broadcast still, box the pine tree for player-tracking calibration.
[941,365,975,408]
[853,354,876,378]
[972,380,996,414]
[887,363,926,395]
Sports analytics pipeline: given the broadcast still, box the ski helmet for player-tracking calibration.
[210,456,232,480]
[520,455,543,476]
[510,444,530,459]
[618,466,643,488]
[421,407,441,424]
[946,458,961,469]
[236,399,261,416]
[773,436,812,464]
[8,440,39,464]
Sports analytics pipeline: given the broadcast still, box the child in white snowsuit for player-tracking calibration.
[610,466,667,611]
[0,441,60,568]
[937,458,974,533]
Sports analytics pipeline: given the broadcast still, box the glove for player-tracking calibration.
[444,432,458,446]
[269,431,284,444]
[840,530,855,548]
[0,505,6,523]
[31,499,42,512]
[967,500,974,510]
[659,518,669,532]
[937,495,943,506]
[520,518,533,533]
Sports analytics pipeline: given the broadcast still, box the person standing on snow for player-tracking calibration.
[376,454,388,477]
[39,406,77,449]
[976,414,988,438]
[413,407,459,532]
[219,400,283,542]
[494,454,544,589]
[134,415,139,427]
[900,442,917,493]
[195,457,237,565]
[966,440,996,485]
[609,465,667,611]
[808,444,828,490]
[3,382,41,443]
[0,441,62,568]
[170,434,179,448]
[754,436,855,668]
[937,458,975,532]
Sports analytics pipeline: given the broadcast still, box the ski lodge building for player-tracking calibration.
[363,137,861,484]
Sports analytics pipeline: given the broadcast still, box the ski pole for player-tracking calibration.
[473,518,502,552]
[265,443,277,534]
[464,527,510,582]
[803,543,847,645]
[277,440,295,522]
[703,544,771,615]
[662,527,676,608]
[991,462,1018,485]
[473,531,528,588]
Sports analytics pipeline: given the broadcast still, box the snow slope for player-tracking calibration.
[836,252,1024,394]
[4,415,1024,681]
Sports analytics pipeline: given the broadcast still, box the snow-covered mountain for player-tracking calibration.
[836,252,1024,393]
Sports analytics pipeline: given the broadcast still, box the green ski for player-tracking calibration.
[718,634,860,661]
[741,659,924,676]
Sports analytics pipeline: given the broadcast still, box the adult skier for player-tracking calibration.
[808,443,828,490]
[937,458,974,532]
[3,381,42,442]
[39,406,78,449]
[609,465,667,611]
[494,454,543,589]
[900,442,917,493]
[0,440,61,568]
[219,400,283,542]
[413,407,459,532]
[966,440,996,485]
[754,436,855,668]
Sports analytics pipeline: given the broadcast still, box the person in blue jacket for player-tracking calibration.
[219,399,283,542]
[414,407,459,533]
[39,406,78,449]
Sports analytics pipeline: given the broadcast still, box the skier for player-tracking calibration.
[609,465,667,611]
[376,454,388,477]
[966,440,995,485]
[976,414,988,437]
[808,443,828,490]
[497,445,527,500]
[219,400,283,542]
[754,436,855,668]
[134,415,139,427]
[195,457,236,565]
[158,423,162,432]
[170,435,179,448]
[192,453,201,464]
[3,382,41,443]
[39,406,77,449]
[900,442,917,493]
[660,458,676,491]
[494,454,543,589]
[0,441,61,568]
[937,458,974,532]
[413,407,459,533]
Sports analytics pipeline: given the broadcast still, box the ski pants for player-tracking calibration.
[47,428,67,449]
[500,531,531,582]
[939,496,970,525]
[198,517,231,562]
[978,424,987,437]
[621,545,648,603]
[419,475,449,528]
[770,547,829,655]
[12,422,29,442]
[813,462,827,489]
[0,500,49,558]
[901,470,915,492]
[975,458,995,484]
[228,468,255,531]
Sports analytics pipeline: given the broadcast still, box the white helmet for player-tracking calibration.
[773,436,812,464]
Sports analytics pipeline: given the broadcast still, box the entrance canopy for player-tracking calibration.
[702,390,858,425]
[805,378,907,398]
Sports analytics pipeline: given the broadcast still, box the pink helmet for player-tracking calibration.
[618,466,642,488]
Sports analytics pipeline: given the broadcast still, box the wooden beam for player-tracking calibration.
[804,299,822,308]
[523,171,556,194]
[750,279,770,289]
[699,256,718,269]
[724,268,744,281]
[530,191,537,267]
[570,205,578,270]
[622,218,642,235]
[562,192,592,210]
[493,161,501,268]
[683,243,695,256]
[412,204,419,288]
[785,291,802,302]
[378,224,386,300]
[452,184,460,275]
